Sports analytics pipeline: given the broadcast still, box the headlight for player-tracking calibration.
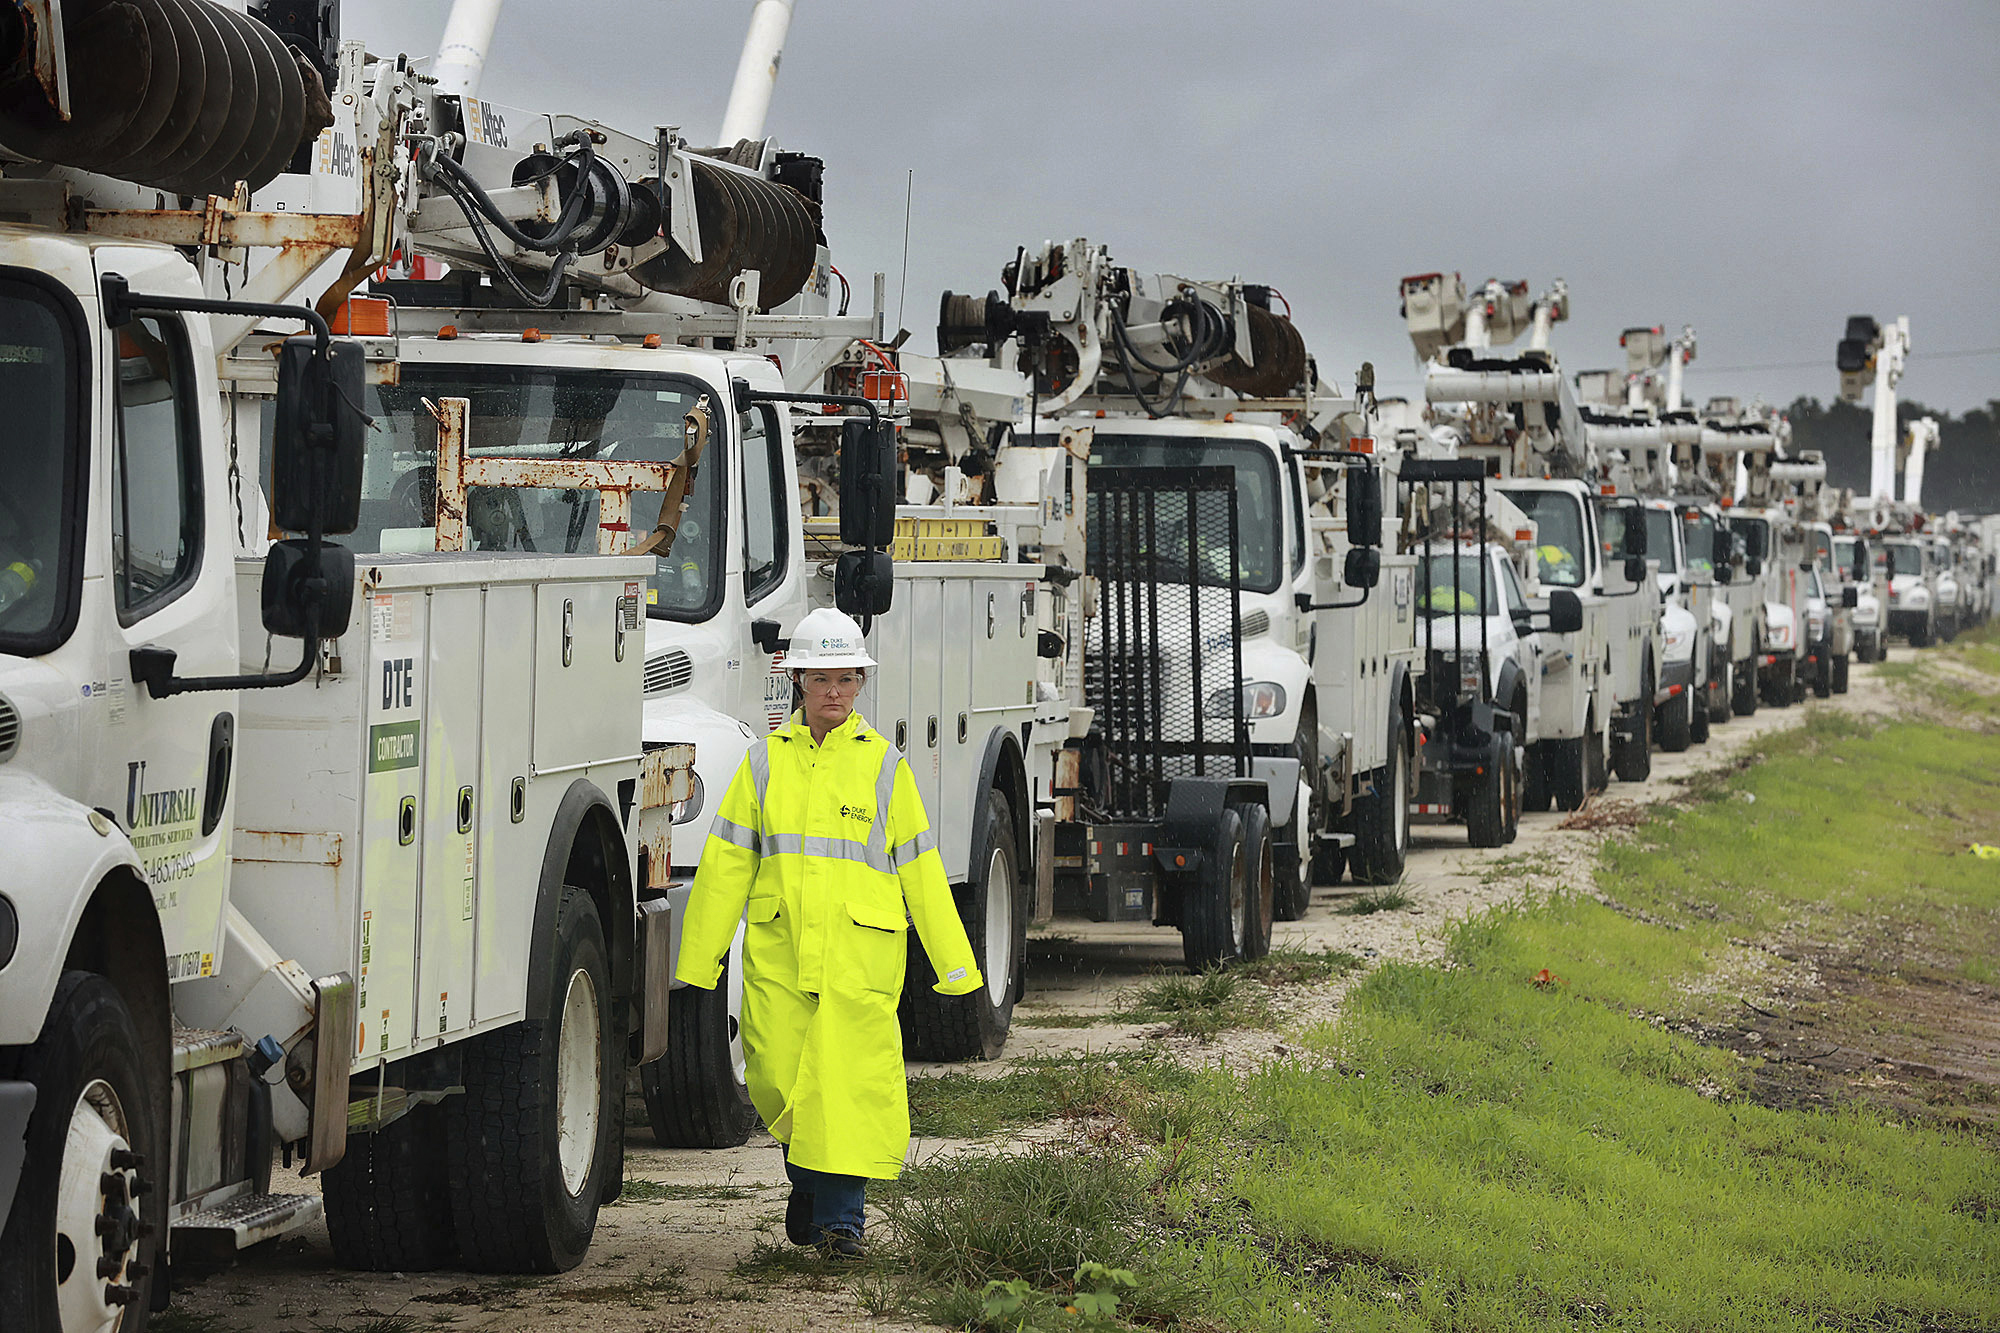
[1767,622,1794,649]
[669,770,707,825]
[1662,627,1693,658]
[1206,681,1287,718]
[1808,612,1826,640]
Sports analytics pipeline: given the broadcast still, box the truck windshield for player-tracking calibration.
[1087,435,1284,592]
[1813,529,1833,567]
[1886,543,1924,576]
[1644,509,1680,574]
[357,365,724,620]
[1682,511,1717,576]
[0,281,81,655]
[1506,489,1587,588]
[1416,553,1496,615]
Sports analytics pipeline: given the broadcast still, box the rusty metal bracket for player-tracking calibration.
[427,395,680,554]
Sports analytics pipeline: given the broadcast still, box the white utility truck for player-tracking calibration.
[914,238,1416,922]
[1396,455,1580,845]
[0,7,850,1324]
[1400,271,1662,806]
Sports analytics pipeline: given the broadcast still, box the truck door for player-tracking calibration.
[91,248,241,984]
[738,401,806,731]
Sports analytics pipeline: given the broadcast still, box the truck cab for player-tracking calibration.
[1833,532,1881,663]
[1496,479,1619,803]
[1639,499,1708,750]
[1877,536,1936,647]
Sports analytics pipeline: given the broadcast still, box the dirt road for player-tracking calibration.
[166,657,1896,1333]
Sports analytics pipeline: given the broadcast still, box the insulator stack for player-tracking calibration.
[0,0,316,198]
[631,155,818,309]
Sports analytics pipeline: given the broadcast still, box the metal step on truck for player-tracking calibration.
[911,237,1419,919]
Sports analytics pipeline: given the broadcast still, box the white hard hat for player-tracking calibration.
[784,608,877,669]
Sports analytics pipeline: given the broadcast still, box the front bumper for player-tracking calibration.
[1888,609,1930,636]
[1656,656,1696,703]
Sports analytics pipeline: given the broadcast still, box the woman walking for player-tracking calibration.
[674,608,984,1258]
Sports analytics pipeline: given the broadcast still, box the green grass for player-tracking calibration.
[1236,945,1364,985]
[608,1177,755,1204]
[881,655,2000,1331]
[908,1054,1197,1139]
[1117,969,1272,1039]
[1012,1010,1106,1028]
[1338,888,1413,915]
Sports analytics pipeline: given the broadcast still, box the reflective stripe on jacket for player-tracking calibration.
[674,708,982,1178]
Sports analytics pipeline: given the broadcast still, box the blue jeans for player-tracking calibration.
[783,1150,866,1238]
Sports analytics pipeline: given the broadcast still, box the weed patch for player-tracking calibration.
[1337,887,1412,915]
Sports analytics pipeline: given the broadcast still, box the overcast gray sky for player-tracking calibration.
[350,0,2000,413]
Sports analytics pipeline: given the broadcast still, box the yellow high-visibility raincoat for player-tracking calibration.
[674,708,983,1179]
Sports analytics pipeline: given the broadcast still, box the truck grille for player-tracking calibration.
[0,693,16,762]
[644,649,694,695]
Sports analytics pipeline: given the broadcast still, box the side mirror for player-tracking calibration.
[1741,524,1768,559]
[1713,530,1732,570]
[834,548,894,616]
[1746,556,1763,578]
[1343,546,1381,589]
[1841,585,1859,609]
[1347,468,1383,549]
[1546,589,1584,634]
[271,336,366,535]
[1511,612,1534,635]
[1623,555,1647,584]
[1622,512,1648,558]
[260,539,356,638]
[839,418,899,550]
[1713,563,1732,586]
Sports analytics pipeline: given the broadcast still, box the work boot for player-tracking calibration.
[818,1227,866,1261]
[786,1188,816,1246]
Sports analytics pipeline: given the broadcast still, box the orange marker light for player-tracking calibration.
[642,333,662,349]
[521,328,542,343]
[436,325,458,340]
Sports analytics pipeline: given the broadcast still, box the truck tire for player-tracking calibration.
[1766,656,1794,708]
[1501,737,1522,843]
[1614,664,1654,782]
[324,1103,456,1271]
[1832,653,1850,694]
[1708,659,1733,725]
[446,887,615,1273]
[639,953,756,1148]
[1732,657,1758,716]
[1659,686,1693,753]
[1910,619,1932,649]
[1690,681,1712,744]
[1465,735,1507,849]
[1547,732,1586,812]
[1590,704,1613,793]
[1813,649,1833,698]
[1522,742,1551,813]
[1273,713,1317,921]
[1182,806,1247,972]
[1350,704,1410,886]
[1941,615,1958,643]
[1236,803,1276,962]
[0,972,163,1333]
[901,788,1024,1061]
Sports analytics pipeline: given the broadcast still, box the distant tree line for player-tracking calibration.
[1783,397,2000,517]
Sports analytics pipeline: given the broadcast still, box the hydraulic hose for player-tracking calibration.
[432,132,598,253]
